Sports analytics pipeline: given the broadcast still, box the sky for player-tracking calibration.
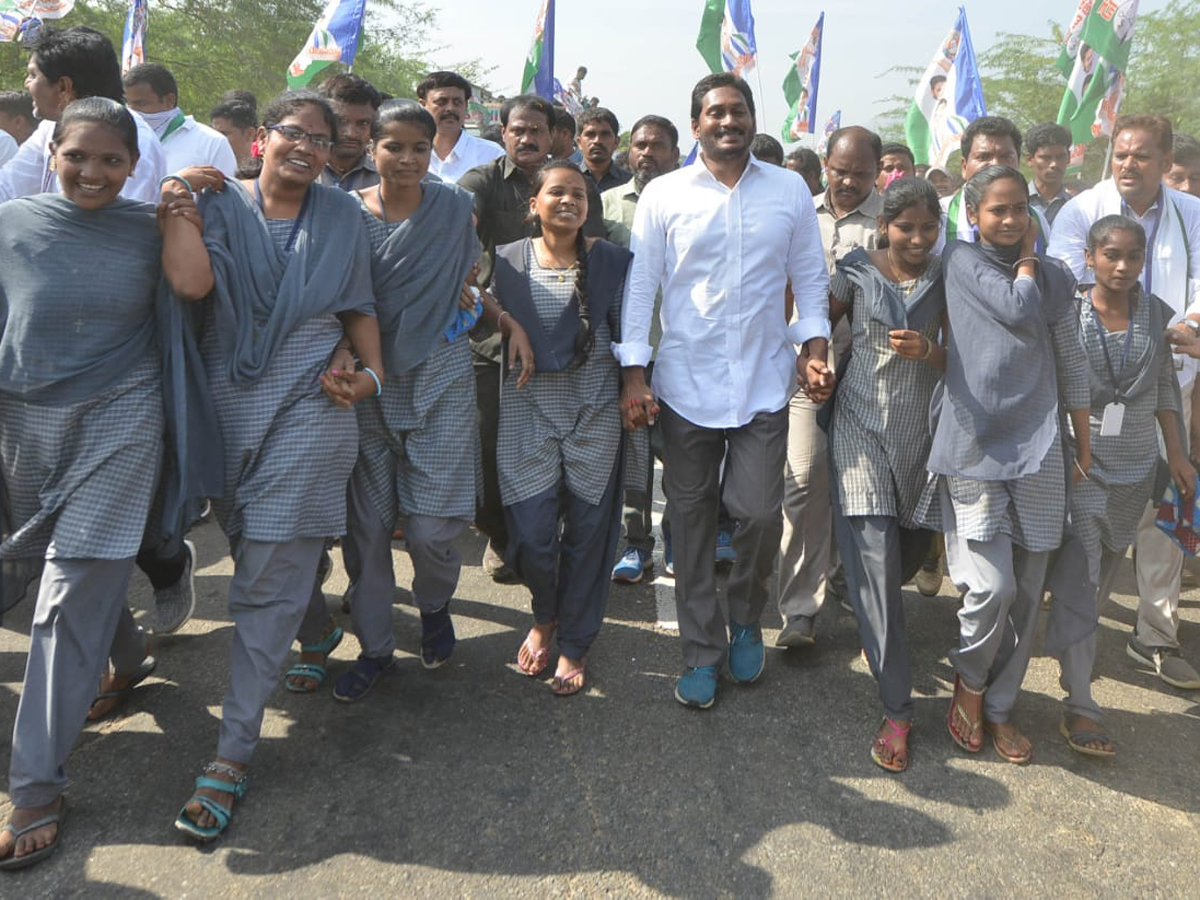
[424,0,1169,146]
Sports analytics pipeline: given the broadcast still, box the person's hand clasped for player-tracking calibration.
[621,382,659,431]
[176,165,227,195]
[800,355,836,403]
[888,329,931,361]
[319,367,376,409]
[158,188,203,231]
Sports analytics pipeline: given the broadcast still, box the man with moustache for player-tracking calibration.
[602,115,680,583]
[576,106,630,193]
[458,95,606,580]
[1050,114,1200,692]
[617,74,831,708]
[316,73,382,191]
[776,126,883,650]
[418,70,504,184]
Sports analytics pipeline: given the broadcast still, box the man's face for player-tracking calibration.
[1112,128,1172,211]
[25,56,70,121]
[1165,160,1200,199]
[549,125,575,159]
[419,86,467,140]
[961,133,1019,181]
[628,125,676,186]
[123,81,173,115]
[1027,143,1070,192]
[876,152,914,191]
[692,86,753,162]
[211,115,256,164]
[502,108,551,171]
[825,140,880,212]
[330,100,375,166]
[0,110,33,145]
[577,118,619,168]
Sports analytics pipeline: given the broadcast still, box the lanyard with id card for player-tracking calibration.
[1089,291,1134,437]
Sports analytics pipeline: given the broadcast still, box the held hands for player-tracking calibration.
[797,351,836,403]
[621,379,659,431]
[319,366,377,409]
[175,166,227,195]
[157,188,203,232]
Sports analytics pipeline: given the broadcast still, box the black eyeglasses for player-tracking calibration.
[266,124,333,150]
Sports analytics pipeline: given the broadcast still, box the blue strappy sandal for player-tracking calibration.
[174,762,248,842]
[419,605,456,669]
[285,624,343,693]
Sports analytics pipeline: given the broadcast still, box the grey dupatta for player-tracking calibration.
[928,240,1078,480]
[199,180,375,385]
[366,181,480,375]
[0,195,159,404]
[835,247,944,330]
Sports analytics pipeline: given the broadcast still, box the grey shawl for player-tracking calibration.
[836,247,945,330]
[367,181,480,375]
[928,240,1078,480]
[199,180,375,385]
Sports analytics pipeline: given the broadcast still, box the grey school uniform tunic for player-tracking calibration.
[201,218,358,543]
[496,243,624,506]
[1069,288,1180,553]
[829,254,944,528]
[356,208,480,523]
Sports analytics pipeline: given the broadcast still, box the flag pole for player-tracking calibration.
[754,67,768,134]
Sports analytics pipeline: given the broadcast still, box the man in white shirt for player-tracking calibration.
[122,63,238,179]
[618,73,831,709]
[418,71,504,184]
[0,129,15,168]
[1049,113,1200,692]
[0,90,37,147]
[0,26,166,204]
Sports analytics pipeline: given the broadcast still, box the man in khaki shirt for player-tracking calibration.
[778,126,883,648]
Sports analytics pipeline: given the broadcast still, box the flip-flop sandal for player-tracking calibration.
[985,721,1033,764]
[0,798,66,871]
[1059,718,1116,758]
[870,717,911,773]
[517,631,553,677]
[87,656,157,722]
[420,606,456,670]
[550,665,586,696]
[285,626,343,693]
[947,674,984,753]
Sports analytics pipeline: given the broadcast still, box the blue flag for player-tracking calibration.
[121,0,148,73]
[287,0,367,89]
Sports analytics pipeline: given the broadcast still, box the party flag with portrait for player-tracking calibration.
[781,12,823,143]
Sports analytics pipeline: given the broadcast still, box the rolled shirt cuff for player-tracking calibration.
[787,316,832,348]
[612,340,653,368]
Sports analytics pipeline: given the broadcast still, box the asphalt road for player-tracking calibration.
[2,513,1199,897]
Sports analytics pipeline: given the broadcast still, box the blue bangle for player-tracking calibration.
[362,366,382,397]
[159,173,194,193]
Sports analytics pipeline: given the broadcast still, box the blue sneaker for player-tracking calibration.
[715,530,737,564]
[674,665,718,708]
[612,547,652,583]
[662,530,675,577]
[728,620,765,683]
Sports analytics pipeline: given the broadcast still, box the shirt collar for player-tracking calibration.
[502,154,538,182]
[688,152,760,189]
[326,153,377,179]
[817,188,882,220]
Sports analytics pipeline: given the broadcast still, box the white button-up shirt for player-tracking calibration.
[615,155,831,429]
[0,130,16,167]
[427,128,505,184]
[161,116,238,179]
[0,112,166,203]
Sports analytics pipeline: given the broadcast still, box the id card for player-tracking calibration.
[1100,402,1125,437]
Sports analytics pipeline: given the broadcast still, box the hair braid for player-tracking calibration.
[570,228,594,368]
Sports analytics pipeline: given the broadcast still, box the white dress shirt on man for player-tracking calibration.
[427,128,505,184]
[160,115,238,179]
[616,155,830,429]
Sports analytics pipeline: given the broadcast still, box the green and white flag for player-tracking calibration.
[1056,0,1139,144]
[286,0,367,89]
[696,0,758,77]
[904,7,986,168]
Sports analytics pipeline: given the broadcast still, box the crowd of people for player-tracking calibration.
[2,23,1200,869]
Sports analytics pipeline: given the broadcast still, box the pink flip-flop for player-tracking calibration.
[517,636,550,677]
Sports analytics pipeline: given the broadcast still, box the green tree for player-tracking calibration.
[0,1,492,119]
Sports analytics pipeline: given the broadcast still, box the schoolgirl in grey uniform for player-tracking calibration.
[918,165,1092,765]
[1047,215,1189,758]
[0,98,213,869]
[491,159,631,697]
[333,103,533,700]
[173,91,383,842]
[827,178,946,773]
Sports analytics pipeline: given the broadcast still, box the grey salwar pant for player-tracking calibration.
[503,458,623,661]
[1057,545,1123,721]
[342,468,467,658]
[218,537,324,764]
[943,525,1050,724]
[9,557,135,807]
[659,402,788,669]
[833,507,930,722]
